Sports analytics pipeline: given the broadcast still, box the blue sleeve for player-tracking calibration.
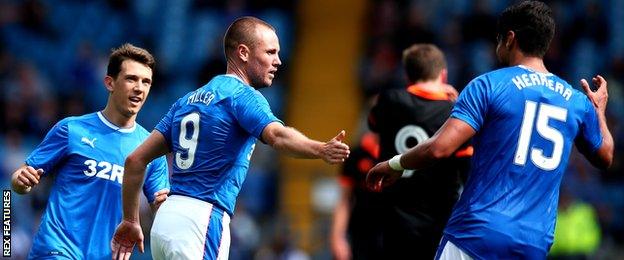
[451,76,490,132]
[142,155,170,203]
[155,102,178,149]
[233,87,283,139]
[576,97,603,153]
[25,118,70,174]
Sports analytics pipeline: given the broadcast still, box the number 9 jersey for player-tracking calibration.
[154,75,282,216]
[444,65,603,259]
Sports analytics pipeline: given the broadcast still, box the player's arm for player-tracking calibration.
[142,150,171,214]
[579,75,613,169]
[112,131,169,258]
[367,118,475,190]
[14,119,68,194]
[330,182,353,260]
[261,122,350,164]
[11,164,44,194]
[401,118,475,169]
[122,131,170,222]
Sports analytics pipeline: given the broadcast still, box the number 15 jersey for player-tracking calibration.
[445,65,603,259]
[155,75,282,216]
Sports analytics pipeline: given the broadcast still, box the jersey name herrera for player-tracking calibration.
[511,72,572,101]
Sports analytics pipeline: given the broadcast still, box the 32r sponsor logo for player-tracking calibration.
[83,160,124,184]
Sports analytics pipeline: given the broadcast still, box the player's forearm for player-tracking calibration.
[400,118,474,170]
[400,138,446,170]
[331,189,351,239]
[271,127,323,159]
[122,155,147,222]
[595,112,614,168]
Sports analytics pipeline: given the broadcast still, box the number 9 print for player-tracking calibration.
[395,125,430,178]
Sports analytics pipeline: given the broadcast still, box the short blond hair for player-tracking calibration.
[223,16,275,60]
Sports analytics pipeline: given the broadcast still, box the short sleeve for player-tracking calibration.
[575,97,603,153]
[155,102,179,148]
[25,118,70,174]
[233,87,283,139]
[451,76,490,132]
[142,155,170,203]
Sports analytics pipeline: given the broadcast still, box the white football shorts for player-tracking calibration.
[435,237,473,260]
[151,195,231,260]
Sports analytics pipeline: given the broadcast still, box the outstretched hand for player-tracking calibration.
[366,161,402,192]
[581,75,608,114]
[111,220,144,260]
[320,130,350,164]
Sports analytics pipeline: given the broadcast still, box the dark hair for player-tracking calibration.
[223,16,275,60]
[106,43,155,78]
[402,44,446,83]
[497,1,555,57]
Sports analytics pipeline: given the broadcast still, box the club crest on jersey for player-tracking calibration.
[81,137,97,148]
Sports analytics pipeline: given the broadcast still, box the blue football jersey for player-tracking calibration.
[445,65,602,259]
[155,74,282,216]
[26,112,170,259]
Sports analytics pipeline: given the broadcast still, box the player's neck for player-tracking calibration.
[509,54,549,73]
[101,105,136,129]
[410,79,443,91]
[226,61,250,86]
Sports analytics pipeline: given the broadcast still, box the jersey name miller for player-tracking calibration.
[186,89,215,105]
[83,159,124,184]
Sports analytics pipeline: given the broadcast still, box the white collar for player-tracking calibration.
[97,111,136,133]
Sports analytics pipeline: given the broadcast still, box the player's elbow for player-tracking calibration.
[604,156,613,169]
[423,136,454,160]
[597,141,614,169]
[125,152,148,170]
[598,150,613,170]
[430,148,452,160]
[429,142,454,160]
[263,124,296,152]
[264,131,279,147]
[261,122,283,147]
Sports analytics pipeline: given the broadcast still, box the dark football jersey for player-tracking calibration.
[368,84,471,259]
